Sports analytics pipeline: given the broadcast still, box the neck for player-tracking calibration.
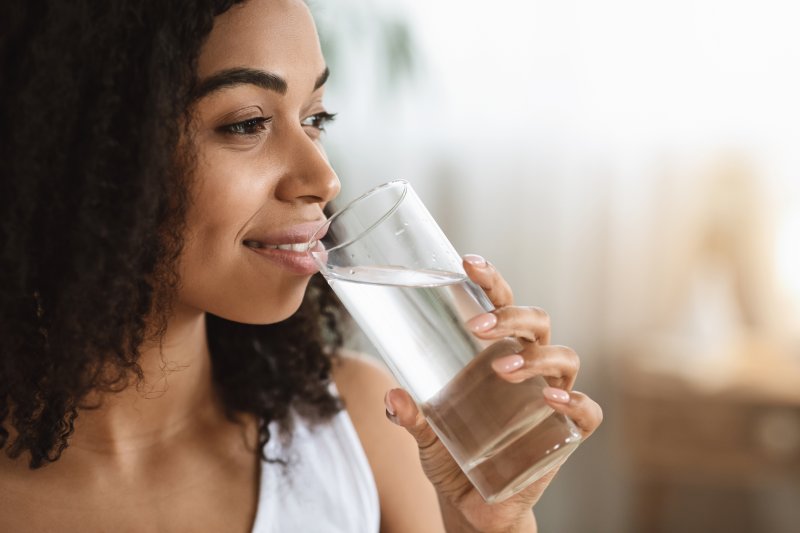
[71,305,220,454]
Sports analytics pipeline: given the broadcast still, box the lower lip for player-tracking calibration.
[245,245,320,275]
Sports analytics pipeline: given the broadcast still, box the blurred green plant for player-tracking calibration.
[310,0,417,92]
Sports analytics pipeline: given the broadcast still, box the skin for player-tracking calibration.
[0,1,602,531]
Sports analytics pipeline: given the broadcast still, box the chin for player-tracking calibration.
[254,300,305,325]
[210,284,309,325]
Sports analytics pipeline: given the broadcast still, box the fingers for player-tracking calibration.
[461,255,552,345]
[384,388,439,450]
[468,305,551,345]
[462,254,514,308]
[462,254,600,445]
[541,388,603,438]
[492,344,579,389]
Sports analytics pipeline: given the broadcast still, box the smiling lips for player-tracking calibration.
[243,240,317,252]
[242,221,326,275]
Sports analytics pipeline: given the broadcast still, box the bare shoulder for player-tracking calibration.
[331,349,396,406]
[332,350,445,533]
[332,348,394,385]
[330,350,402,454]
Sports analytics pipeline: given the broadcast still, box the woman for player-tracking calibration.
[0,0,602,531]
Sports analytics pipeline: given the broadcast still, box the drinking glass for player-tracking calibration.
[309,180,581,503]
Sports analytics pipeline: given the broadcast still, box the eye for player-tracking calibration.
[301,111,337,132]
[218,116,271,136]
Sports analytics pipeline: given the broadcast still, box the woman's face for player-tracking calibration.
[176,0,339,324]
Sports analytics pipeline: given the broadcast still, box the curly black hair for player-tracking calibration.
[0,0,345,469]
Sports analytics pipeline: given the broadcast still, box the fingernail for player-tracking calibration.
[543,387,571,404]
[463,254,488,267]
[384,390,396,416]
[491,354,525,373]
[467,312,497,332]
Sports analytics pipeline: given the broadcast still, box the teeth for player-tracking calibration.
[245,240,316,252]
[276,241,315,252]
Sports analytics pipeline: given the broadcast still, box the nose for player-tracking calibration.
[274,127,341,207]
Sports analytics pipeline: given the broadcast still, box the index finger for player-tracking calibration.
[463,254,514,308]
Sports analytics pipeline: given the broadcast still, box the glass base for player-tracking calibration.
[463,413,582,504]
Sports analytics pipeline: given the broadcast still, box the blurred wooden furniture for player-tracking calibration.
[618,337,800,533]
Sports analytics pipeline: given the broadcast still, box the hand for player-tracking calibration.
[383,254,603,533]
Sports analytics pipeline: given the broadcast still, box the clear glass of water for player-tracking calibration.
[309,180,582,503]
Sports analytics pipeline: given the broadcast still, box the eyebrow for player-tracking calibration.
[192,66,330,100]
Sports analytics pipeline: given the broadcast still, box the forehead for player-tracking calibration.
[197,0,324,82]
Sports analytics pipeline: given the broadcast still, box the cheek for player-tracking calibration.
[176,233,311,324]
[183,146,264,268]
[173,162,308,324]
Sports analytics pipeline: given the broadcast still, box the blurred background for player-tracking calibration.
[311,1,800,531]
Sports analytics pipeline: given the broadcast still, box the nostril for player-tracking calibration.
[298,194,326,203]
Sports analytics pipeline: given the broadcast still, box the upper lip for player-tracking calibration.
[243,220,328,247]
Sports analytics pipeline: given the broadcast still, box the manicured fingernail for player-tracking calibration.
[491,354,525,373]
[543,387,571,404]
[463,254,488,267]
[384,390,396,416]
[467,312,497,332]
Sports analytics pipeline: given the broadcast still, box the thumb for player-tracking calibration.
[384,388,439,450]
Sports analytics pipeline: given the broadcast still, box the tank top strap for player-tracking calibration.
[250,406,380,533]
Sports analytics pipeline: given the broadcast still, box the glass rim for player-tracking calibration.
[310,179,410,253]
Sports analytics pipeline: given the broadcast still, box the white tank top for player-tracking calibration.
[250,408,381,533]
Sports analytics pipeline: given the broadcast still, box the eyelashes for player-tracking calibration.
[218,111,337,138]
[219,117,271,136]
[301,111,336,132]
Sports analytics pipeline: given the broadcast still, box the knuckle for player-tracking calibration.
[572,392,604,426]
[495,305,522,321]
[502,285,515,302]
[487,264,512,292]
[413,426,440,450]
[551,345,580,373]
[527,306,550,325]
[563,346,580,372]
